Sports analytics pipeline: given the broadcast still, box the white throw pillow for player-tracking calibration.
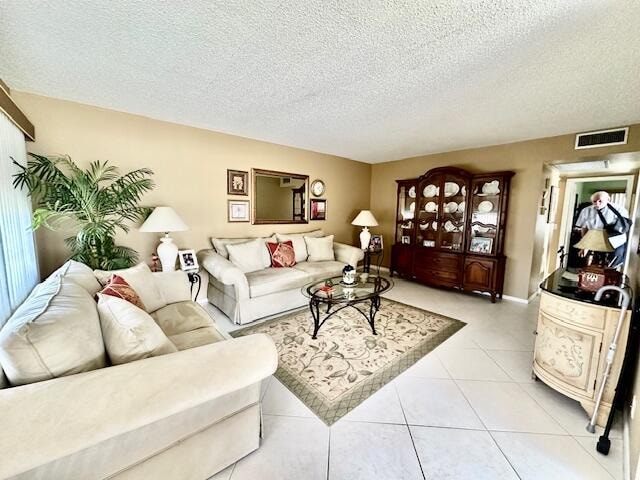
[276,232,318,263]
[152,271,191,304]
[94,263,167,313]
[210,237,253,259]
[48,259,102,295]
[96,294,177,365]
[0,277,107,386]
[304,235,335,262]
[226,238,271,273]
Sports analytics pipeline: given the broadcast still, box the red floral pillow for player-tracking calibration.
[98,274,146,310]
[267,240,296,268]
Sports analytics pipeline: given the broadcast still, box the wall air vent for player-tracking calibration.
[575,127,629,150]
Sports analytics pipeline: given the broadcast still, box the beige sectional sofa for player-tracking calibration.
[0,260,277,480]
[199,230,364,325]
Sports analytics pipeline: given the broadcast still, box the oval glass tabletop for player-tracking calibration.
[303,275,393,304]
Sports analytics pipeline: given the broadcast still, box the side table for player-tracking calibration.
[363,248,384,275]
[187,271,201,300]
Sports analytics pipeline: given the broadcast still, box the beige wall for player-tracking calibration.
[370,125,640,300]
[13,92,371,277]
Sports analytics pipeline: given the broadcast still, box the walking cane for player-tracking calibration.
[586,285,631,433]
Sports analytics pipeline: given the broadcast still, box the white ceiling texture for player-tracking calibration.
[1,1,639,163]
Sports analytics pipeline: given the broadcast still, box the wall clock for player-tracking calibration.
[311,179,325,197]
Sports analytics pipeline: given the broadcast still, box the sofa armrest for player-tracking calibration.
[197,249,250,300]
[334,242,364,268]
[0,334,277,479]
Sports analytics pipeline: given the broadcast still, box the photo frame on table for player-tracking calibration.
[227,169,248,195]
[310,199,326,220]
[178,249,199,271]
[369,234,383,251]
[469,236,493,254]
[401,235,411,245]
[228,199,250,222]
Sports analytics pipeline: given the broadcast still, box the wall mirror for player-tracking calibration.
[252,169,309,224]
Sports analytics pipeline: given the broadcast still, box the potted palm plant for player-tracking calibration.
[13,153,154,270]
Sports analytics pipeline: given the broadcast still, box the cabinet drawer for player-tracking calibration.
[533,311,602,399]
[414,251,461,272]
[540,292,606,331]
[415,266,461,286]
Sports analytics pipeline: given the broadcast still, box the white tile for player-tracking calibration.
[329,421,423,480]
[486,350,535,383]
[411,426,518,480]
[261,378,315,418]
[208,464,234,480]
[574,435,623,480]
[340,382,406,424]
[402,352,450,379]
[232,415,328,480]
[457,381,565,434]
[470,327,533,351]
[519,382,622,439]
[438,348,511,381]
[395,377,484,429]
[492,432,614,480]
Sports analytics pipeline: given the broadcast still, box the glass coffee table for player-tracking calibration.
[302,275,393,339]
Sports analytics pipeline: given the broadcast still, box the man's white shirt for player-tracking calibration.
[575,204,629,248]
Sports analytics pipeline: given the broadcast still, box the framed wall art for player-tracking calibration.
[310,199,326,220]
[228,199,250,222]
[227,169,248,195]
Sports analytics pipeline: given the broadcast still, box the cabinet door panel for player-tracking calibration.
[534,312,601,398]
[463,257,496,291]
[391,245,413,276]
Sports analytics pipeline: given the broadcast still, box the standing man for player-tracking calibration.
[575,191,631,268]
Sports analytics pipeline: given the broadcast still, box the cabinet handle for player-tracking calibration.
[533,330,538,335]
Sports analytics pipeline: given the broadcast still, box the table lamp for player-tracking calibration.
[139,206,188,271]
[351,210,378,250]
[573,229,620,292]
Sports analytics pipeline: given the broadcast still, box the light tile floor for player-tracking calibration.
[206,278,624,480]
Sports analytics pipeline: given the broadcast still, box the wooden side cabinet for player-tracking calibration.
[463,256,505,302]
[532,290,631,426]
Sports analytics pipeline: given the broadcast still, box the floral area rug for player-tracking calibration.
[231,298,465,425]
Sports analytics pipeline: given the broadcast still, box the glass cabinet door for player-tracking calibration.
[417,175,441,249]
[396,182,417,245]
[438,172,468,252]
[467,176,502,255]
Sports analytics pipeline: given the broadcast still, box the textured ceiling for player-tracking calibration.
[1,1,639,163]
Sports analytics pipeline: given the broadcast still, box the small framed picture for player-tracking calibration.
[228,199,250,222]
[178,249,199,271]
[310,199,326,220]
[369,234,383,251]
[470,236,493,254]
[227,169,248,195]
[401,235,411,245]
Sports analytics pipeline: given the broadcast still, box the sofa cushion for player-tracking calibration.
[210,235,276,259]
[304,235,335,262]
[97,294,177,365]
[48,259,102,295]
[226,238,271,273]
[99,274,146,310]
[0,277,107,386]
[267,240,296,267]
[246,268,310,298]
[275,229,324,263]
[151,301,214,337]
[0,362,7,389]
[94,263,167,313]
[292,261,346,282]
[152,271,191,305]
[168,326,225,350]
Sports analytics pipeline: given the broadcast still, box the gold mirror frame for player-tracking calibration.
[252,168,309,224]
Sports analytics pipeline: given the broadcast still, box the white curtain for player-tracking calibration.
[0,111,39,326]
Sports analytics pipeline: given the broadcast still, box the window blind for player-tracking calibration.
[0,110,38,326]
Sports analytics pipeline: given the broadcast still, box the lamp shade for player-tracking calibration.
[574,229,614,252]
[351,210,378,227]
[139,207,188,233]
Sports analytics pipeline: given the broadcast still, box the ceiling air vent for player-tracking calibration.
[575,127,629,150]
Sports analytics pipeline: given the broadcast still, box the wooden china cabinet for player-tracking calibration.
[391,167,514,302]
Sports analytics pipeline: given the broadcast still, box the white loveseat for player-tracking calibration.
[0,261,277,480]
[199,230,364,324]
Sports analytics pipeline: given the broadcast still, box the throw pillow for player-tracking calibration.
[99,275,146,310]
[96,293,177,365]
[304,235,335,262]
[47,259,102,295]
[210,235,276,260]
[226,238,271,273]
[275,233,312,263]
[0,277,107,386]
[93,263,166,313]
[267,240,297,267]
